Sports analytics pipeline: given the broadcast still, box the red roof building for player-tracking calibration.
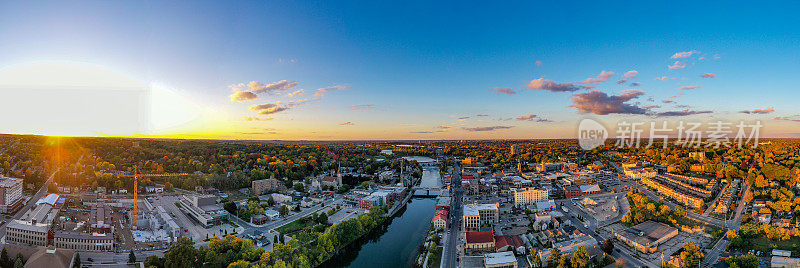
[432,209,448,229]
[465,230,495,253]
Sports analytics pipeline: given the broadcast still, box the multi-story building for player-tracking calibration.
[511,187,548,207]
[510,144,520,155]
[0,176,23,214]
[640,176,704,208]
[178,195,229,227]
[53,231,114,251]
[463,203,499,229]
[6,202,59,247]
[252,179,280,195]
[432,209,448,229]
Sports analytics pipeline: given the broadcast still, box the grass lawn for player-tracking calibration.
[275,218,313,235]
[747,236,800,255]
[427,247,442,268]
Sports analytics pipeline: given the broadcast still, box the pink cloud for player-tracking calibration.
[678,85,701,90]
[580,70,615,84]
[339,121,354,126]
[525,78,581,92]
[489,87,516,95]
[617,70,639,84]
[701,73,715,78]
[668,61,686,70]
[739,107,775,114]
[569,89,647,115]
[671,51,697,59]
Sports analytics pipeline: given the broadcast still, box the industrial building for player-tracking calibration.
[614,221,678,253]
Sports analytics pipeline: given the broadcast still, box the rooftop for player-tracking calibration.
[466,230,494,244]
[484,251,516,266]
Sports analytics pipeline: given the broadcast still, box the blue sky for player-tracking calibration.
[1,1,799,139]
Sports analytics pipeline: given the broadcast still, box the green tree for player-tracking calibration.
[294,182,305,193]
[164,237,198,268]
[144,255,164,268]
[165,182,174,192]
[529,248,541,267]
[316,212,328,224]
[680,242,704,268]
[128,250,136,263]
[228,260,250,268]
[548,248,561,268]
[267,196,276,207]
[570,246,590,268]
[1,248,10,268]
[12,258,21,268]
[279,205,289,216]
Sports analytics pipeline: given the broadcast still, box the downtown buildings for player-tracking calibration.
[463,203,499,230]
[0,176,23,214]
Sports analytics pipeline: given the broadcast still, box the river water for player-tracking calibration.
[322,156,441,268]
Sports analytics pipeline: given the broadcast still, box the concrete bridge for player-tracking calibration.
[412,187,442,196]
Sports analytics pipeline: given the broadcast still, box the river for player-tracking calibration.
[322,157,441,267]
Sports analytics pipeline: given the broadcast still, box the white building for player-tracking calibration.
[463,203,499,229]
[0,176,23,213]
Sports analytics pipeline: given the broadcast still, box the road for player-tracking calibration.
[442,160,463,268]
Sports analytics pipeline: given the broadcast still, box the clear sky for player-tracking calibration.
[1,1,799,140]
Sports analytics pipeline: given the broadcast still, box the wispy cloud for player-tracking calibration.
[739,107,774,114]
[229,91,259,102]
[701,73,716,78]
[489,87,516,95]
[526,78,581,92]
[516,114,552,122]
[662,100,675,104]
[462,126,513,132]
[351,104,375,110]
[228,80,300,101]
[643,104,660,109]
[437,125,452,130]
[671,50,697,59]
[248,102,289,115]
[244,116,274,121]
[654,109,712,117]
[569,89,647,115]
[617,70,638,84]
[655,76,670,81]
[535,61,543,66]
[580,71,615,84]
[410,131,433,134]
[314,85,350,96]
[775,116,800,122]
[339,121,354,126]
[668,61,686,70]
[630,82,641,87]
[457,116,470,121]
[678,85,701,90]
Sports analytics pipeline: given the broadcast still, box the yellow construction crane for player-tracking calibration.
[114,167,189,226]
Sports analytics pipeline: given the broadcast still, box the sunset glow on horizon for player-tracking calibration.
[2,1,800,140]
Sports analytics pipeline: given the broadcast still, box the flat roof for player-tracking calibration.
[484,251,516,265]
[463,203,498,216]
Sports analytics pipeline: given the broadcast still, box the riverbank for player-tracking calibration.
[321,198,437,267]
